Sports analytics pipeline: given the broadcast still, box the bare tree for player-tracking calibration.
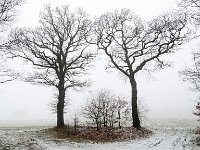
[82,89,114,130]
[93,9,188,128]
[115,96,129,128]
[8,5,94,127]
[73,111,80,132]
[0,0,23,83]
[180,52,200,91]
[193,101,200,120]
[82,89,136,129]
[83,97,102,130]
[179,1,200,88]
[107,98,117,128]
[179,0,200,119]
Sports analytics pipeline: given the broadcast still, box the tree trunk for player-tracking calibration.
[57,79,65,127]
[118,109,121,128]
[105,109,108,127]
[130,76,141,128]
[96,118,99,130]
[103,115,106,127]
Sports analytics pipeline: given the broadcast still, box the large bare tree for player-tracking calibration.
[8,5,94,127]
[93,9,188,128]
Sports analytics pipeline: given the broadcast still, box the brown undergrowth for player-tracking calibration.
[193,127,200,146]
[42,125,153,143]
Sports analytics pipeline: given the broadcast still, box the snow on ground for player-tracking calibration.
[0,119,199,150]
[42,130,198,150]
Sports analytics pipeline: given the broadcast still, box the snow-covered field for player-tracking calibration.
[0,119,199,150]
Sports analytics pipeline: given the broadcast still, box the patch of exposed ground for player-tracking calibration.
[42,126,153,143]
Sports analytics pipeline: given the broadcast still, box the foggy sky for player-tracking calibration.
[0,0,198,121]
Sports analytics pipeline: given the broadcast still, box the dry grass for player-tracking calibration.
[42,125,153,143]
